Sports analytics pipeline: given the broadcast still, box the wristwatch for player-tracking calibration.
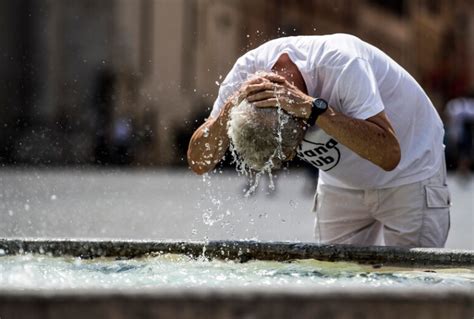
[306,98,328,126]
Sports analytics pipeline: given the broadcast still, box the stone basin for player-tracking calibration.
[0,238,472,319]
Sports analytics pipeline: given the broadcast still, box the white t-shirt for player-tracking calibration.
[211,34,445,189]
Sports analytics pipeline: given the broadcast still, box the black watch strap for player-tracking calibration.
[307,98,328,126]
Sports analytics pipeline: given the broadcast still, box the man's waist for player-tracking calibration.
[318,158,443,190]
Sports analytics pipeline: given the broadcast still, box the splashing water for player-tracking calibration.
[228,89,289,197]
[198,173,231,227]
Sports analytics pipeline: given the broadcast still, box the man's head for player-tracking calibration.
[227,99,306,171]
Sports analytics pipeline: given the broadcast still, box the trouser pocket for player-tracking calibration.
[425,185,451,208]
[420,185,451,247]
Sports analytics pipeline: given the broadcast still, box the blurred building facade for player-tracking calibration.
[0,0,473,166]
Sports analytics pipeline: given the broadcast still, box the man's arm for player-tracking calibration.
[316,108,401,171]
[187,99,233,175]
[247,76,401,171]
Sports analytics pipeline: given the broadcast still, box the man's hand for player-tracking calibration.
[245,73,313,120]
[235,73,285,102]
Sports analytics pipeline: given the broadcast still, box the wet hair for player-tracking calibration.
[227,100,306,171]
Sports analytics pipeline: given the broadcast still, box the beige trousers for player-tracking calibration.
[313,162,451,248]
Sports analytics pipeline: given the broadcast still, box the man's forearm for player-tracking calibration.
[187,101,233,174]
[316,107,401,171]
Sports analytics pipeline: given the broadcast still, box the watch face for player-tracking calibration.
[314,98,327,110]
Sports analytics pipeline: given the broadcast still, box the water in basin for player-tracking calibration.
[1,254,472,290]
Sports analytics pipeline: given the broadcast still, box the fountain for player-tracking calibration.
[0,238,472,319]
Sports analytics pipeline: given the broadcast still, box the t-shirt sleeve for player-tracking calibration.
[209,56,254,119]
[335,58,385,120]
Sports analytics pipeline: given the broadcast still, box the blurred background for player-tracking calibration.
[0,0,473,248]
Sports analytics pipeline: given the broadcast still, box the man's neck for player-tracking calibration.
[271,53,308,94]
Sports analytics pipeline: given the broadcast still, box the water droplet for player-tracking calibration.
[50,195,57,200]
[24,204,30,211]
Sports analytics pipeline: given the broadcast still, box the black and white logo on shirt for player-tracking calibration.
[297,137,340,171]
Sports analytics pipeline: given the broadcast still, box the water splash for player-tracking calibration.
[198,173,231,227]
[228,88,289,197]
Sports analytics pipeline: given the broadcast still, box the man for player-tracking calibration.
[187,34,450,248]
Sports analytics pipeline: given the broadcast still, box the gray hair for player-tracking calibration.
[227,100,306,171]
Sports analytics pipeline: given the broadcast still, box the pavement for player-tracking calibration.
[0,168,472,250]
